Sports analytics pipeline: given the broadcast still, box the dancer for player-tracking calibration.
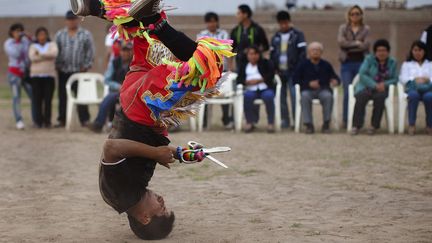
[71,0,234,240]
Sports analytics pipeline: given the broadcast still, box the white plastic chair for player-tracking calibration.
[236,74,283,132]
[66,73,108,131]
[347,75,395,134]
[197,72,243,132]
[294,84,339,133]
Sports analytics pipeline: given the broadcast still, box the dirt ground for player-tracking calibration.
[0,97,431,243]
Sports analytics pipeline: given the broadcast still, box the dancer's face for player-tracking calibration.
[130,190,172,225]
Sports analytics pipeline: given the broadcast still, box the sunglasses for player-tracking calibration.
[350,12,362,16]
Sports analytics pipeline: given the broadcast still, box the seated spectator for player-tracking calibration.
[237,46,275,133]
[89,42,133,133]
[197,12,233,129]
[28,27,58,128]
[293,42,340,134]
[351,39,398,135]
[399,40,432,135]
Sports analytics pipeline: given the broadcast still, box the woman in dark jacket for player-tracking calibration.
[237,45,276,133]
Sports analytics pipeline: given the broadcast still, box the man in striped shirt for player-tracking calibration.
[55,10,95,127]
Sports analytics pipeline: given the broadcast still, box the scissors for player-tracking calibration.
[177,141,231,168]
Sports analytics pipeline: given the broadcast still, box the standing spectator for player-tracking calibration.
[197,12,233,129]
[270,10,306,129]
[28,27,58,128]
[338,5,370,128]
[104,24,120,68]
[4,23,34,130]
[420,25,432,61]
[55,10,95,127]
[351,39,397,135]
[293,42,340,134]
[230,4,269,72]
[399,41,432,135]
[89,42,133,133]
[237,46,275,133]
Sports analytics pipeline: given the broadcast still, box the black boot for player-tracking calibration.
[322,121,331,134]
[305,123,315,134]
[128,0,161,20]
[70,0,103,17]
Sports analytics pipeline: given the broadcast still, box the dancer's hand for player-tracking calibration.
[154,146,177,169]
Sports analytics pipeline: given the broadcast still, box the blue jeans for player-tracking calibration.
[94,92,119,127]
[7,72,35,123]
[280,73,296,127]
[341,61,362,124]
[407,90,432,128]
[244,89,275,125]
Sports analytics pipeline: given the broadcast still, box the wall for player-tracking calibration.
[0,9,431,81]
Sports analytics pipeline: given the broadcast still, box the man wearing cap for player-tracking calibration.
[89,42,133,133]
[55,10,95,127]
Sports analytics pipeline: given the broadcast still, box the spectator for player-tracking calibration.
[237,46,275,133]
[230,4,269,72]
[4,23,35,130]
[28,27,59,128]
[399,41,432,136]
[270,10,306,129]
[293,42,340,134]
[197,12,233,129]
[338,5,370,128]
[351,39,397,135]
[89,42,133,133]
[55,10,95,127]
[104,24,120,68]
[420,25,432,61]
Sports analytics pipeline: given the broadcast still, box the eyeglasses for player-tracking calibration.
[350,12,362,16]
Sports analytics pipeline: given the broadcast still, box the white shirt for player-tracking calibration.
[279,33,290,70]
[245,63,268,91]
[399,60,432,85]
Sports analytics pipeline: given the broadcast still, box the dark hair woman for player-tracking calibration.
[28,27,59,128]
[399,40,432,135]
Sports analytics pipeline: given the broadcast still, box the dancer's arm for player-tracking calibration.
[103,139,178,168]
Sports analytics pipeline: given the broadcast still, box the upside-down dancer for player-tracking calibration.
[70,0,235,240]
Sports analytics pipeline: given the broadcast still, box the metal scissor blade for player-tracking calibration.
[203,147,232,154]
[206,155,229,169]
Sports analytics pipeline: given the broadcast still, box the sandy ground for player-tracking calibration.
[0,97,431,243]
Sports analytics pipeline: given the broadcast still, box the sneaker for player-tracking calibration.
[351,127,359,136]
[367,127,376,136]
[128,0,161,20]
[88,122,103,133]
[244,124,255,133]
[304,123,315,134]
[267,125,275,134]
[16,120,25,130]
[224,121,234,130]
[408,126,416,136]
[70,0,102,17]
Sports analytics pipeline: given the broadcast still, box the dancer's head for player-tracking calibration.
[237,4,252,23]
[127,190,175,240]
[65,10,80,30]
[204,12,220,33]
[276,11,291,32]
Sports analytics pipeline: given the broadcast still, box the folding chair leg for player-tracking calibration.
[197,104,206,133]
[398,102,407,134]
[189,118,197,132]
[66,102,74,131]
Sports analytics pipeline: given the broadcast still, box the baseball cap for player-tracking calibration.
[66,10,79,20]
